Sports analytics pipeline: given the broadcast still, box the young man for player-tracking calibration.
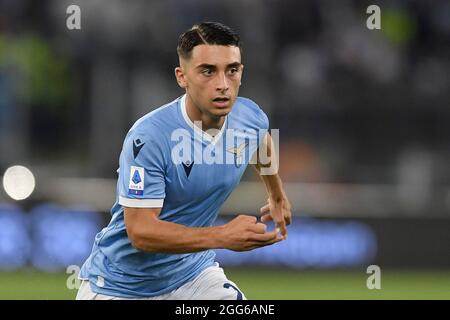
[77,22,292,300]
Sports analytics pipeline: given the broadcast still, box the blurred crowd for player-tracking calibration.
[0,0,449,204]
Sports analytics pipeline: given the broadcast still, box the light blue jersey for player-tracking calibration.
[79,94,269,298]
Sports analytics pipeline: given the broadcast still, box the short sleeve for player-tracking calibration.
[117,128,166,208]
[255,107,270,149]
[258,109,269,131]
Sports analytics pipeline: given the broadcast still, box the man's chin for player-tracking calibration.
[211,108,231,118]
[209,105,232,117]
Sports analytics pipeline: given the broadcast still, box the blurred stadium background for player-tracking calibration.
[0,0,449,299]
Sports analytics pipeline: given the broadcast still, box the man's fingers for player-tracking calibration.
[276,220,288,239]
[250,230,282,242]
[260,204,270,215]
[260,213,273,223]
[249,222,267,234]
[248,232,283,249]
[285,214,292,226]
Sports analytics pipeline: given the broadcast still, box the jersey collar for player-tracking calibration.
[180,94,228,145]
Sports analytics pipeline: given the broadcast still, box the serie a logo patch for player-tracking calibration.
[128,166,144,196]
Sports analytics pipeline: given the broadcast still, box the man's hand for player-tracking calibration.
[220,215,284,252]
[259,196,292,239]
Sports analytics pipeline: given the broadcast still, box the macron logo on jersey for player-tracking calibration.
[128,166,144,196]
[133,139,145,159]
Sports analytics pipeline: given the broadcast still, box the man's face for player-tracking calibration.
[176,44,243,118]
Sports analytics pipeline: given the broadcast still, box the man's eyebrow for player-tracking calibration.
[227,62,242,68]
[195,63,216,70]
[195,62,242,69]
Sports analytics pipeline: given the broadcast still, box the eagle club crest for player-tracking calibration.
[182,160,194,177]
[227,142,248,168]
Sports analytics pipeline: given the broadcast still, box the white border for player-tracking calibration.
[119,196,164,208]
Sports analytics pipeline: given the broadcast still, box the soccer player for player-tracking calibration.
[76,22,292,300]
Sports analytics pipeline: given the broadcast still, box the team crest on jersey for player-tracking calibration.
[128,166,144,195]
[227,142,248,168]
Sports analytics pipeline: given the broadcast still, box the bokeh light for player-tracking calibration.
[2,165,36,201]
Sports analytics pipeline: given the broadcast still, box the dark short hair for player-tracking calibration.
[177,22,242,60]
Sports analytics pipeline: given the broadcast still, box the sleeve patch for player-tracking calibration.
[128,166,144,196]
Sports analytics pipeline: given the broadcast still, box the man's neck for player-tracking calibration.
[185,95,225,132]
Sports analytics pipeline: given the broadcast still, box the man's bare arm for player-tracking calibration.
[124,207,283,253]
[252,133,292,238]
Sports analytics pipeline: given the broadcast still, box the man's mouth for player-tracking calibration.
[212,96,231,108]
[213,97,230,102]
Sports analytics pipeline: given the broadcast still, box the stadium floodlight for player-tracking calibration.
[2,165,36,201]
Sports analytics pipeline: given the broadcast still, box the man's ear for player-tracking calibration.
[175,67,187,89]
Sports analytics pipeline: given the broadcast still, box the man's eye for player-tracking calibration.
[229,68,239,75]
[202,69,213,75]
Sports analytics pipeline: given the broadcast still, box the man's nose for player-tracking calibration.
[216,72,229,91]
